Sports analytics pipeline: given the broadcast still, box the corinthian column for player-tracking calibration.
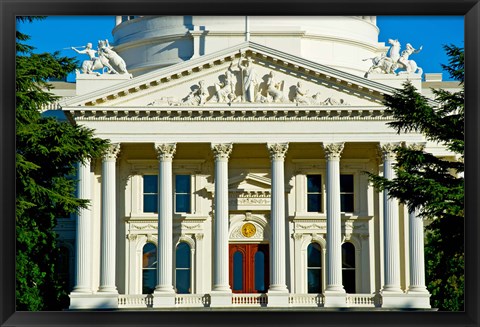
[322,143,346,295]
[267,143,289,298]
[72,159,92,293]
[154,143,176,294]
[211,143,233,293]
[98,143,120,293]
[380,143,403,293]
[408,209,428,293]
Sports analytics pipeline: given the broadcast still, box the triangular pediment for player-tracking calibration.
[61,41,402,109]
[228,173,271,191]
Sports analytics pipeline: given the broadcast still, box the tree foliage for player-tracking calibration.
[369,45,464,311]
[16,17,108,310]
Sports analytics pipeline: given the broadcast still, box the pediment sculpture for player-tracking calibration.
[363,39,423,77]
[72,39,131,77]
[147,54,351,107]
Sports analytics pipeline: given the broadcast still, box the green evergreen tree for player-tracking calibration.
[16,16,108,310]
[368,45,464,311]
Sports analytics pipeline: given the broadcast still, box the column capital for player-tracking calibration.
[155,143,176,161]
[212,143,233,160]
[379,142,402,160]
[102,143,121,161]
[267,143,289,160]
[322,142,344,160]
[406,142,427,151]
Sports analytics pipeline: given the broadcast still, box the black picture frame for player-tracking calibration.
[2,1,479,326]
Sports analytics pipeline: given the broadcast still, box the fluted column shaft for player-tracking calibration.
[380,143,402,292]
[99,144,120,293]
[154,143,176,293]
[211,143,233,292]
[408,209,428,292]
[267,143,289,292]
[323,143,345,293]
[73,160,92,293]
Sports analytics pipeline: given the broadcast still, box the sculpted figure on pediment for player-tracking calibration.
[321,97,350,106]
[294,81,312,105]
[147,97,180,106]
[211,63,238,103]
[265,71,288,103]
[182,80,208,105]
[237,54,258,102]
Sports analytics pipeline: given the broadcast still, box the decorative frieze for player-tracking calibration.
[211,143,233,160]
[296,222,326,230]
[155,143,176,161]
[267,143,289,160]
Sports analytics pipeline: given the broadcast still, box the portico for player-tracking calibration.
[63,34,435,309]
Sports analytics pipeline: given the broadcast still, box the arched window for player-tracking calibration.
[342,242,356,293]
[142,243,157,294]
[175,242,191,294]
[307,243,322,293]
[254,250,266,292]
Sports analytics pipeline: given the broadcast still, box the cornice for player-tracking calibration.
[66,106,391,122]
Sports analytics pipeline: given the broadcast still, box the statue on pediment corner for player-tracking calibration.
[363,38,423,77]
[72,39,130,77]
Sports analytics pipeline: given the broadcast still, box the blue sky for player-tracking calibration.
[17,16,464,82]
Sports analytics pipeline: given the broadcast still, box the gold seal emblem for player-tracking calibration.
[241,222,256,238]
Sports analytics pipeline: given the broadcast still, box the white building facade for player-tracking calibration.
[55,16,455,310]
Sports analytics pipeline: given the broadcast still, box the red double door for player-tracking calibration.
[229,244,269,293]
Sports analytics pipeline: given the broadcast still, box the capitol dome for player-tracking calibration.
[112,16,386,77]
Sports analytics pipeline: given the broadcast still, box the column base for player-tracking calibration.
[154,285,175,293]
[266,292,289,307]
[323,290,347,308]
[380,292,431,308]
[152,292,176,307]
[69,293,118,309]
[97,286,118,293]
[209,291,232,307]
[71,287,93,293]
[268,284,288,292]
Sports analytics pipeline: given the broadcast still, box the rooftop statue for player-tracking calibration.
[72,39,130,76]
[363,39,423,77]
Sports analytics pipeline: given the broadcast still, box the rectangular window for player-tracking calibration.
[340,174,354,213]
[307,175,322,212]
[143,175,158,213]
[175,175,191,213]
